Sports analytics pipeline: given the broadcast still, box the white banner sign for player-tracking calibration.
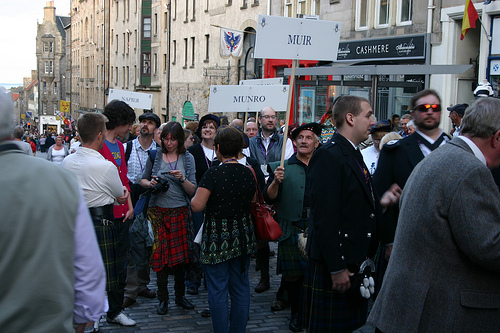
[208,85,290,113]
[108,89,153,109]
[239,78,283,85]
[254,15,341,61]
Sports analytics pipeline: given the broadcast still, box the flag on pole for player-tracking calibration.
[461,0,479,40]
[220,27,244,58]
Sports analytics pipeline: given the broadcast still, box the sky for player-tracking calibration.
[0,0,70,85]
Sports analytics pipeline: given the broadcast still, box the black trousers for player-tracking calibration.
[107,218,130,319]
[156,265,186,302]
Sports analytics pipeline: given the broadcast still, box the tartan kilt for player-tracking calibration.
[93,223,119,292]
[298,258,368,333]
[148,206,190,272]
[277,219,308,277]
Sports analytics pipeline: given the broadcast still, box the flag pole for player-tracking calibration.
[478,17,492,41]
[280,59,297,168]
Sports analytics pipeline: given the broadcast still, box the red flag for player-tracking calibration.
[461,0,479,40]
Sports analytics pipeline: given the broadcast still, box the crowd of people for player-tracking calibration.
[1,85,500,333]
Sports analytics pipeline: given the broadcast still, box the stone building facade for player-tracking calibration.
[36,1,70,118]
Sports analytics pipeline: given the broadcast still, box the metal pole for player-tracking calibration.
[166,0,171,120]
[280,59,297,167]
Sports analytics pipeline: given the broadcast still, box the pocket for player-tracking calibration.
[460,290,500,309]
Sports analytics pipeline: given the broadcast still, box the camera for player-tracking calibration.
[151,175,170,194]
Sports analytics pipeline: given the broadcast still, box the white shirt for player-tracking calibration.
[457,135,487,166]
[202,143,217,161]
[415,130,448,157]
[261,133,294,160]
[361,144,380,175]
[62,147,124,208]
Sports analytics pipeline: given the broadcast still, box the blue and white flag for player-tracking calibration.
[220,27,244,58]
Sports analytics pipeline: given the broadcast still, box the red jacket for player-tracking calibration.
[99,140,132,219]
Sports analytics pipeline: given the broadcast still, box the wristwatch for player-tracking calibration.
[180,176,187,183]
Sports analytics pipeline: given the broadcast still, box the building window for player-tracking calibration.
[54,82,58,95]
[164,54,167,71]
[44,61,53,74]
[356,0,369,30]
[115,34,119,52]
[164,12,168,30]
[126,66,130,88]
[205,0,209,12]
[298,0,306,15]
[205,34,209,62]
[143,53,151,73]
[184,38,188,68]
[191,37,195,67]
[285,0,292,17]
[242,0,248,8]
[154,53,158,73]
[154,13,158,35]
[123,67,125,87]
[375,0,389,27]
[185,0,189,22]
[43,41,53,53]
[192,0,196,20]
[127,32,130,53]
[53,104,57,114]
[173,40,177,64]
[134,29,138,48]
[42,103,47,115]
[123,33,126,53]
[143,17,151,38]
[115,67,118,84]
[397,0,412,25]
[43,82,47,94]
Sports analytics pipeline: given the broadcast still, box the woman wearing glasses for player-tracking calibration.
[140,121,197,315]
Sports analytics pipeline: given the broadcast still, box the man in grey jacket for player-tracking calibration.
[368,97,500,332]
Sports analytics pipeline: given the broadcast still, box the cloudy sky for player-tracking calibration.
[0,0,70,85]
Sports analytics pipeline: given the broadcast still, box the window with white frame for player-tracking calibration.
[298,0,306,15]
[285,0,293,17]
[356,0,369,30]
[375,0,389,27]
[44,61,53,74]
[53,104,57,114]
[43,41,53,53]
[397,0,412,25]
[54,82,58,95]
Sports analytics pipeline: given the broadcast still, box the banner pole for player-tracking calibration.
[280,59,297,167]
[244,112,248,132]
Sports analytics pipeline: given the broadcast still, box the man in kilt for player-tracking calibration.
[300,96,401,332]
[63,113,137,329]
[264,123,322,332]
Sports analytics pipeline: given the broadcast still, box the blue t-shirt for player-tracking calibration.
[106,140,122,167]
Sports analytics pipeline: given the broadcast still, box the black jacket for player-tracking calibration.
[307,133,380,273]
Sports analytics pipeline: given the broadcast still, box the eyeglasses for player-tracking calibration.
[413,104,442,112]
[261,115,277,120]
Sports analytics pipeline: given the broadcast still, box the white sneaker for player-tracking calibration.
[107,312,136,326]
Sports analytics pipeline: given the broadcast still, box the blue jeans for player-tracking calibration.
[203,257,250,333]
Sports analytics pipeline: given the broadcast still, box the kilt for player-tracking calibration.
[148,206,190,272]
[299,258,368,333]
[93,221,119,292]
[277,218,308,277]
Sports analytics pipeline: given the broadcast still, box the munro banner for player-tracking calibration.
[208,85,290,113]
[254,15,341,61]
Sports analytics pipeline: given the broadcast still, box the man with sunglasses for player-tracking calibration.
[373,89,450,265]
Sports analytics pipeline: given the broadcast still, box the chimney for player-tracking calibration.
[43,1,56,23]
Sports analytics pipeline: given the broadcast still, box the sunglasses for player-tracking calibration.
[413,104,442,112]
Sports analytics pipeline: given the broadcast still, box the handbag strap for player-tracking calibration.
[246,165,265,204]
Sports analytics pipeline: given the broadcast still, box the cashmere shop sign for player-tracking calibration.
[208,84,290,112]
[254,15,342,61]
[108,89,153,109]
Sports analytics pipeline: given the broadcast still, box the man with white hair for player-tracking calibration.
[0,88,106,332]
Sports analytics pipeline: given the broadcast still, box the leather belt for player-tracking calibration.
[88,204,114,221]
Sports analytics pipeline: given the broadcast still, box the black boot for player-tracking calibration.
[289,313,303,332]
[157,301,168,315]
[255,247,270,293]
